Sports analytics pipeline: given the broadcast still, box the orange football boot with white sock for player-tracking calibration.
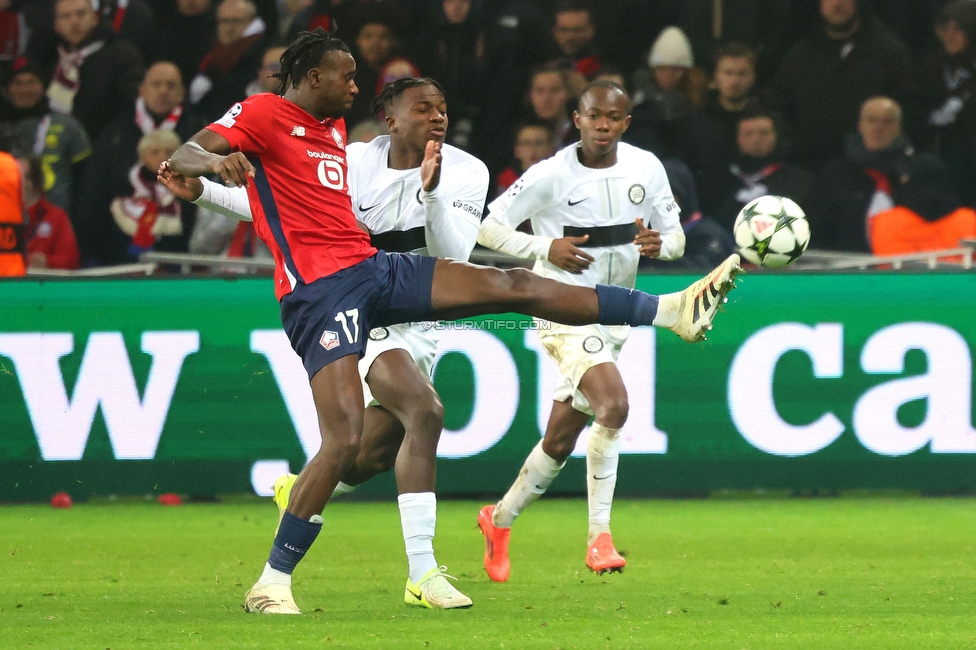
[477,505,511,582]
[586,533,626,574]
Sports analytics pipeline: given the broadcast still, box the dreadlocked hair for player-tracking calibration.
[274,27,351,95]
[369,77,445,117]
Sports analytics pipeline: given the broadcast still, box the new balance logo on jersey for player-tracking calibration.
[319,330,340,351]
[290,126,306,137]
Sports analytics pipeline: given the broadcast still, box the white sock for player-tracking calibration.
[398,492,438,584]
[332,481,357,497]
[493,440,566,528]
[258,562,291,587]
[652,292,681,328]
[586,423,620,545]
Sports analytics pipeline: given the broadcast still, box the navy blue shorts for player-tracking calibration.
[280,251,437,379]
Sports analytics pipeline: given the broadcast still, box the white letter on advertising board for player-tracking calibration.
[433,330,519,458]
[0,331,199,460]
[728,323,845,456]
[854,322,976,455]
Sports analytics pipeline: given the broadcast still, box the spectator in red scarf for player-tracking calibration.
[76,61,204,265]
[188,0,266,122]
[17,154,80,270]
[106,129,188,262]
[32,0,143,141]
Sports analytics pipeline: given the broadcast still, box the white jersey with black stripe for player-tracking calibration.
[484,141,684,288]
[347,135,488,260]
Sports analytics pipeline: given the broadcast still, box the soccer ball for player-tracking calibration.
[733,195,810,268]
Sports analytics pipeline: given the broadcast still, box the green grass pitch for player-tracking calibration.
[2,495,975,649]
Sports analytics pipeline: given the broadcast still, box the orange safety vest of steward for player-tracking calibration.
[0,151,26,276]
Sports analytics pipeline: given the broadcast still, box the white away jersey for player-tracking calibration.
[486,142,683,288]
[347,136,488,259]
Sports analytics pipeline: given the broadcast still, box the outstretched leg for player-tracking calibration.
[429,255,740,342]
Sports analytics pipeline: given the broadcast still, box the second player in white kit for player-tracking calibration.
[349,132,487,409]
[477,80,685,580]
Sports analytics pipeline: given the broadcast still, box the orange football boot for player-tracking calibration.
[586,533,626,574]
[477,505,511,582]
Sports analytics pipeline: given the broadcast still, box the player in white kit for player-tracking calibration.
[476,80,689,580]
[159,78,488,609]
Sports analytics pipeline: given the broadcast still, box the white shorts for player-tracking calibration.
[536,320,631,416]
[359,322,440,407]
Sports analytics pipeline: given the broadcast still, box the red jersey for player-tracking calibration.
[206,93,375,299]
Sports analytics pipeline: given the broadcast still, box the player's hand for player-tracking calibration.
[421,140,442,193]
[634,218,662,258]
[158,160,204,202]
[548,235,594,273]
[211,152,255,187]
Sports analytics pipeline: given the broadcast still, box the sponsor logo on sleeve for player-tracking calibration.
[452,200,483,220]
[628,184,646,204]
[216,103,243,128]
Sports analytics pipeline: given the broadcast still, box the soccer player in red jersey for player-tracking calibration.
[169,28,741,615]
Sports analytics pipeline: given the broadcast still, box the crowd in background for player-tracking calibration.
[1,0,975,274]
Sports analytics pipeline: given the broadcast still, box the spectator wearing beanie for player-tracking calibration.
[625,26,707,161]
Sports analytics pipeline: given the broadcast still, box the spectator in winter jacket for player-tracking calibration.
[33,0,144,141]
[626,26,705,161]
[545,1,601,78]
[245,44,285,96]
[806,96,963,253]
[904,0,976,205]
[147,0,216,91]
[18,154,79,269]
[187,0,266,122]
[687,41,761,213]
[0,59,91,218]
[714,108,812,232]
[495,120,555,196]
[765,0,912,169]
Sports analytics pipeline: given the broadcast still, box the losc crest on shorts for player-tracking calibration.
[279,251,437,379]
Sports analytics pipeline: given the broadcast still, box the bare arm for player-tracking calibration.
[169,129,256,187]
